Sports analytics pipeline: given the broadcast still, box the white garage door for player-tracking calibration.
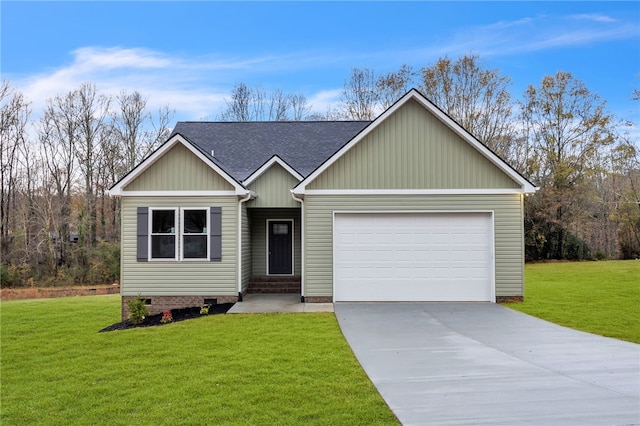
[334,212,494,302]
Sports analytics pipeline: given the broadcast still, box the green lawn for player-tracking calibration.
[504,260,640,344]
[1,296,399,425]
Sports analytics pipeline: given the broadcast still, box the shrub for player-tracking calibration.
[0,263,31,288]
[127,295,149,325]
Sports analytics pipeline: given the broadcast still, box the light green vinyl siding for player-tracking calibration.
[240,202,251,292]
[308,99,520,190]
[124,143,234,191]
[248,208,301,276]
[247,164,300,208]
[120,196,238,296]
[303,194,524,298]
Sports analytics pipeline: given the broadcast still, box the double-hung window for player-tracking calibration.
[181,208,209,260]
[148,208,210,261]
[150,209,177,259]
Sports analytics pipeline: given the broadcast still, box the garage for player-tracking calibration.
[333,212,494,302]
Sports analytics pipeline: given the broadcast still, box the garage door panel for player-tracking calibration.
[334,212,494,302]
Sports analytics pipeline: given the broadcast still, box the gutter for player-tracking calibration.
[291,191,305,303]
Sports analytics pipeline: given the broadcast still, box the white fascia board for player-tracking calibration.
[303,188,528,196]
[243,155,303,186]
[113,190,238,197]
[109,134,248,196]
[293,89,536,195]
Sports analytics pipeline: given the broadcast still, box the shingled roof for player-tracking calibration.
[171,121,371,182]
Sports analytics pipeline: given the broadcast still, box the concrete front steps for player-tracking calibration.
[246,276,301,294]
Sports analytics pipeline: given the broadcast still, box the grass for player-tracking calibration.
[504,260,640,344]
[1,296,399,425]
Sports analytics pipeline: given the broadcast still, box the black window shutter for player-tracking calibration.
[137,207,149,261]
[210,207,222,261]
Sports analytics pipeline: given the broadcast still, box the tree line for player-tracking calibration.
[1,54,639,287]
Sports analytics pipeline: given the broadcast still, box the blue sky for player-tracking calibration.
[2,1,638,125]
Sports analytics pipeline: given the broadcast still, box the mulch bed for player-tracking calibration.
[99,303,234,332]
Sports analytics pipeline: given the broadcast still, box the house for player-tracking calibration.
[109,89,536,320]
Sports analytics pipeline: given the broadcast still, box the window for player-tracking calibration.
[182,209,208,259]
[146,208,211,261]
[272,223,289,235]
[150,209,177,259]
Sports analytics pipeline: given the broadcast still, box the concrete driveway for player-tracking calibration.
[335,303,639,426]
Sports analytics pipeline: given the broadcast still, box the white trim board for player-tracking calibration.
[303,188,527,196]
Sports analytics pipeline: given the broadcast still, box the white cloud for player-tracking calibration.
[7,46,356,122]
[421,13,637,58]
[571,13,617,23]
[307,89,342,114]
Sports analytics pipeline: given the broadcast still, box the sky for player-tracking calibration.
[1,1,639,126]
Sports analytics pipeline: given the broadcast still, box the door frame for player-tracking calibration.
[266,218,294,276]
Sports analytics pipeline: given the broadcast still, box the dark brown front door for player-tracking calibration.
[268,220,292,275]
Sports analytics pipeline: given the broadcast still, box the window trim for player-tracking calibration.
[179,207,210,261]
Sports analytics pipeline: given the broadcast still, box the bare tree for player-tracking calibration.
[0,81,31,263]
[219,83,253,121]
[339,67,379,120]
[290,93,311,120]
[268,89,290,121]
[420,54,517,159]
[39,88,82,267]
[75,83,111,249]
[377,65,416,110]
[219,83,312,122]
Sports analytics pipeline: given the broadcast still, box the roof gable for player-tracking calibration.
[109,134,247,196]
[243,155,303,186]
[294,89,536,194]
[245,158,301,208]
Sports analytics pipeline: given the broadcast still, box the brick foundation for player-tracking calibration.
[303,296,333,303]
[121,295,239,321]
[496,295,524,303]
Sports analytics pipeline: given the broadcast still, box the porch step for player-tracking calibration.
[247,276,301,294]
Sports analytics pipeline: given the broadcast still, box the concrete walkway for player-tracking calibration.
[227,293,334,313]
[335,302,640,426]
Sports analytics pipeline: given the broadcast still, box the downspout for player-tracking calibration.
[237,191,253,302]
[291,192,305,303]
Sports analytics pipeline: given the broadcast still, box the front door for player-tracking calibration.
[268,220,293,275]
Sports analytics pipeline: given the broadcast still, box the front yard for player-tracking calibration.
[505,260,640,343]
[1,296,398,425]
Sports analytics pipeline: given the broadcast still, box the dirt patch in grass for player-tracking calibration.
[99,303,234,332]
[1,285,120,300]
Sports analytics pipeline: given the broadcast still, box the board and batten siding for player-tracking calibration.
[123,143,234,191]
[247,163,300,208]
[249,208,302,276]
[303,194,524,298]
[307,99,520,190]
[121,196,238,296]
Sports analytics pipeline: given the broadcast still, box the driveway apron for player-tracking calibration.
[334,303,639,426]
